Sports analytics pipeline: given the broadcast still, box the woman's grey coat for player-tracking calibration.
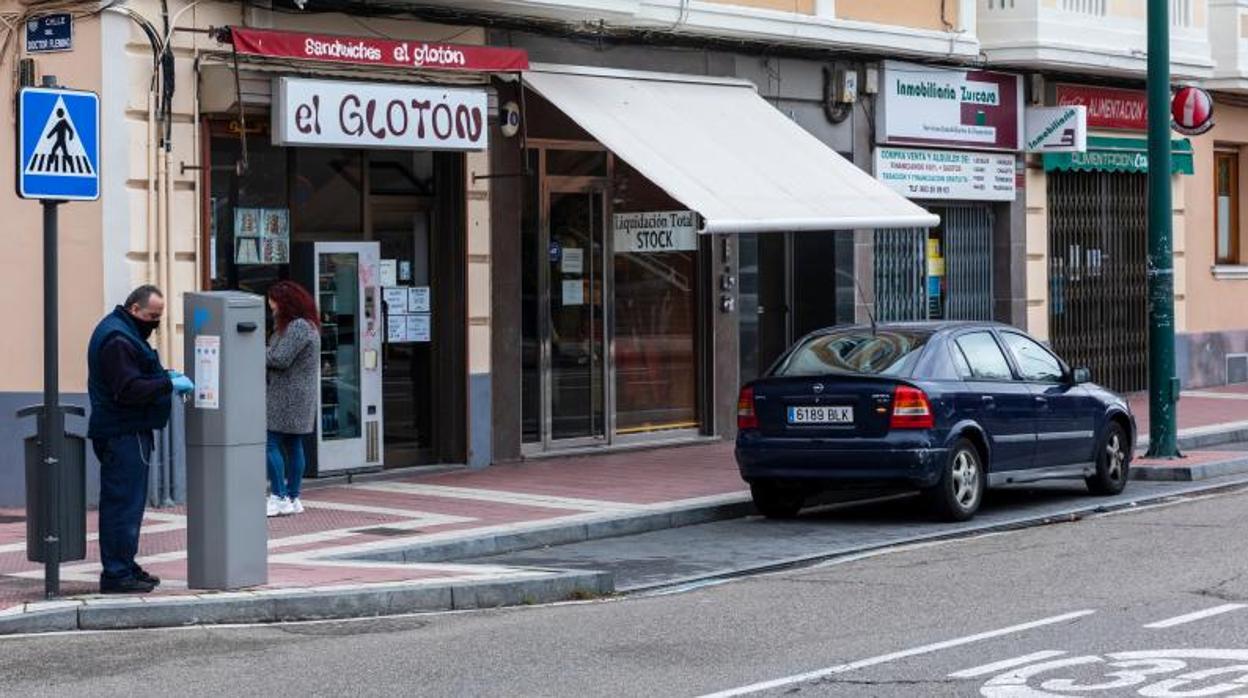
[267,318,320,434]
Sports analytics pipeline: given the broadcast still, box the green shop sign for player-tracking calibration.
[1043,136,1194,175]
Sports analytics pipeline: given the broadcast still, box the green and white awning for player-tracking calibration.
[1043,136,1194,175]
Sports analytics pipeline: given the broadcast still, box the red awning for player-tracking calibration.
[226,26,529,74]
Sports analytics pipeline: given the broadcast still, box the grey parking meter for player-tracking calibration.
[184,292,268,589]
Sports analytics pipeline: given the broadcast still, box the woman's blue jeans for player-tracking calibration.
[266,431,307,499]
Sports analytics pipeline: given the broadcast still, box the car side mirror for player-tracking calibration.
[1071,367,1092,384]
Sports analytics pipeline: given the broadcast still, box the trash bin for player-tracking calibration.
[21,405,87,563]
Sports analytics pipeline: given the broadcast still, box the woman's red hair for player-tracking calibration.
[268,280,321,333]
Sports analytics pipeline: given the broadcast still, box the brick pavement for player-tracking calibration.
[1130,382,1248,435]
[3,385,1248,618]
[0,441,741,614]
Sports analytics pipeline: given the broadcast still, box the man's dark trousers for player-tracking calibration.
[93,432,152,582]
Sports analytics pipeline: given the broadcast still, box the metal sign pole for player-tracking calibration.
[41,197,63,598]
[1146,0,1180,457]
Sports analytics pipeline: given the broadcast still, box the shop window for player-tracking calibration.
[208,124,289,295]
[1216,149,1241,265]
[612,162,700,435]
[291,148,364,242]
[545,149,608,177]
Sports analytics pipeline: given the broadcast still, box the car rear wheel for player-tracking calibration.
[1086,422,1130,496]
[750,482,804,520]
[923,438,985,522]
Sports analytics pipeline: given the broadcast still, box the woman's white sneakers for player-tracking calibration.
[266,495,297,517]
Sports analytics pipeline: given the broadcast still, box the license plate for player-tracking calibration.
[787,406,854,425]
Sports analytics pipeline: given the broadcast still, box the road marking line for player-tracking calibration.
[696,610,1096,698]
[948,651,1069,678]
[1144,603,1247,629]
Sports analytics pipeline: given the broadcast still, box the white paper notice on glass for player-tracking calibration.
[387,314,409,344]
[561,247,584,274]
[407,314,431,342]
[408,286,431,313]
[561,279,584,306]
[382,287,409,314]
[380,259,398,287]
[193,335,221,410]
[399,260,412,282]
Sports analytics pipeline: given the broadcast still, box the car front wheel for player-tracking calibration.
[924,438,985,522]
[750,482,804,520]
[1086,422,1130,496]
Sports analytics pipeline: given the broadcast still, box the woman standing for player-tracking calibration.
[265,281,321,517]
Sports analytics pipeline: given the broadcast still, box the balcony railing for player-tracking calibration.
[979,0,1213,78]
[1207,0,1248,91]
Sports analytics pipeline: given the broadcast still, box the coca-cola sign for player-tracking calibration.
[229,26,529,73]
[272,78,488,151]
[1055,84,1148,131]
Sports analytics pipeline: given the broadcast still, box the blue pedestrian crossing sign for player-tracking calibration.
[18,87,99,201]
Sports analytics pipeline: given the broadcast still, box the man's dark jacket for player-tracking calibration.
[86,307,172,440]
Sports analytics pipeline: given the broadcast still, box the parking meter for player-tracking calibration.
[183,292,268,589]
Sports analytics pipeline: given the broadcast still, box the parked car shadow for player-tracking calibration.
[794,482,1102,526]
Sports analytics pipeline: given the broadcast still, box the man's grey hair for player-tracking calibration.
[124,285,164,310]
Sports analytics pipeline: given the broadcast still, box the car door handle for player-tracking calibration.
[981,395,995,404]
[1034,396,1048,404]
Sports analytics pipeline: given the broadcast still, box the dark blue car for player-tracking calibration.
[735,322,1135,522]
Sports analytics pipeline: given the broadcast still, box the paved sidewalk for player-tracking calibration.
[1131,383,1248,450]
[0,441,743,630]
[2,384,1248,633]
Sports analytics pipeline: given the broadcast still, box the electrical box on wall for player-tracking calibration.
[833,68,858,104]
[863,66,880,95]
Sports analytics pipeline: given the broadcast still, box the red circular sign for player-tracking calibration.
[1171,86,1214,135]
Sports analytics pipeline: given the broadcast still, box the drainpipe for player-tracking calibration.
[146,90,158,289]
[161,138,174,364]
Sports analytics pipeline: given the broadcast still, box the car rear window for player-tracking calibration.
[773,330,932,377]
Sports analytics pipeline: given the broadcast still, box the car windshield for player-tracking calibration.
[773,329,933,377]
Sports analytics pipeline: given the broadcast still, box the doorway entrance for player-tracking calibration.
[521,144,704,453]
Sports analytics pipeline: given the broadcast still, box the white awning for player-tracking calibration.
[523,65,939,233]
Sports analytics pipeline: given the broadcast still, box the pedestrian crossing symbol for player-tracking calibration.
[17,87,99,201]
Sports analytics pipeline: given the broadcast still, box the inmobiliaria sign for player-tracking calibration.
[272,78,488,151]
[880,60,1023,151]
[229,26,529,73]
[1055,85,1148,131]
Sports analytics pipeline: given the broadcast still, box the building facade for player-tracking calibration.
[6,0,1248,504]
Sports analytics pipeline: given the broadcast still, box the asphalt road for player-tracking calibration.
[3,482,1248,696]
[471,476,1248,592]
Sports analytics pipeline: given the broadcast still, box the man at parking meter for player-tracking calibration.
[86,285,194,593]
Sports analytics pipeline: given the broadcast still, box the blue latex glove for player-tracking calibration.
[171,374,194,395]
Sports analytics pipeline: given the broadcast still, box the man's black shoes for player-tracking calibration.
[134,567,161,588]
[100,576,156,594]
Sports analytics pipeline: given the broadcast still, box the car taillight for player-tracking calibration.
[737,386,758,431]
[890,385,934,429]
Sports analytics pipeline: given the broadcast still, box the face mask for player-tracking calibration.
[135,317,160,339]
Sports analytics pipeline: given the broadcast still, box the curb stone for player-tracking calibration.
[0,569,611,635]
[348,497,755,564]
[1139,423,1248,453]
[1131,453,1248,482]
